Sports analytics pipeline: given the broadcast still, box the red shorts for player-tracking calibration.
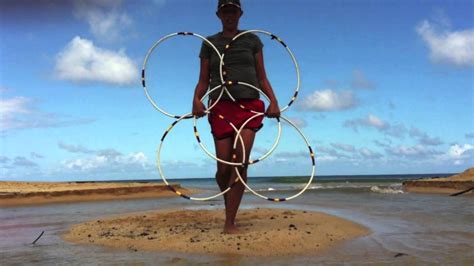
[208,99,265,140]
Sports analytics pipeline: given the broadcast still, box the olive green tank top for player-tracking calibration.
[199,31,264,100]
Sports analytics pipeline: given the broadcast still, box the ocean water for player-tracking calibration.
[1,174,473,265]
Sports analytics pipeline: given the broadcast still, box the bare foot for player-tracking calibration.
[223,224,241,234]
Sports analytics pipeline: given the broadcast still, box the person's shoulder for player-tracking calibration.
[241,31,262,42]
[205,32,221,41]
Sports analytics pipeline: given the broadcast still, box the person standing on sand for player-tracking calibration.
[192,0,280,234]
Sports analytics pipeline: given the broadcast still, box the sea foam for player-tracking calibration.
[370,185,404,194]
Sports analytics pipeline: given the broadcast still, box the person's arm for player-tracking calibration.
[255,51,280,117]
[192,58,210,117]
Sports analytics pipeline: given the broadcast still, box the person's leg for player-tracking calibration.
[224,128,256,234]
[214,137,233,206]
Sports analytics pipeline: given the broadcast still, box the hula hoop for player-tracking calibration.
[233,115,316,202]
[157,112,246,201]
[219,30,301,113]
[156,84,249,200]
[143,30,315,202]
[142,32,225,119]
[193,82,282,167]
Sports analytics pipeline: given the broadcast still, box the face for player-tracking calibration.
[217,5,242,30]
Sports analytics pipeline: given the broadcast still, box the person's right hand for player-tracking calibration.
[192,99,206,118]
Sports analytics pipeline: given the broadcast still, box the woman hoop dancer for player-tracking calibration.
[192,0,279,234]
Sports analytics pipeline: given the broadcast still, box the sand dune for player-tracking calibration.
[0,181,187,206]
[403,168,474,195]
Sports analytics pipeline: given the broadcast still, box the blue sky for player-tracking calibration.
[1,0,473,181]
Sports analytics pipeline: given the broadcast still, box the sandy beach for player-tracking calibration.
[403,168,474,195]
[2,174,473,264]
[62,208,369,256]
[0,181,189,207]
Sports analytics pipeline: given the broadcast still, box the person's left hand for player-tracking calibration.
[265,101,280,118]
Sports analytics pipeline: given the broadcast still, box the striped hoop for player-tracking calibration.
[233,115,316,202]
[142,32,225,119]
[193,81,282,167]
[144,30,315,202]
[219,30,301,113]
[157,112,243,201]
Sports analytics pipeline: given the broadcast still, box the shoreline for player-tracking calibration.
[0,181,190,207]
[402,168,474,195]
[62,208,370,256]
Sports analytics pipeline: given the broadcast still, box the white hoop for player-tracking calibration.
[193,82,282,166]
[219,30,301,113]
[143,30,315,202]
[157,112,245,201]
[233,115,316,202]
[142,32,225,119]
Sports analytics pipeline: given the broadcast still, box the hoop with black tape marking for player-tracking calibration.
[156,85,247,200]
[218,30,300,113]
[157,112,245,201]
[142,32,225,119]
[193,82,282,167]
[231,112,280,165]
[233,115,316,202]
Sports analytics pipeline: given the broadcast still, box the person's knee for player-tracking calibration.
[216,165,231,178]
[235,166,247,182]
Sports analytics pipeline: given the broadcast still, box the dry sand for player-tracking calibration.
[0,181,189,207]
[63,208,370,256]
[403,168,474,195]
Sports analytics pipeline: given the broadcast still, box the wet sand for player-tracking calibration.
[62,208,369,256]
[0,181,189,207]
[403,168,474,195]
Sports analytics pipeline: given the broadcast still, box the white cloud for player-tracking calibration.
[433,144,474,166]
[315,155,338,162]
[0,95,94,133]
[344,114,409,139]
[0,96,36,132]
[374,139,391,148]
[58,141,95,154]
[383,124,407,139]
[409,127,443,146]
[316,146,351,159]
[299,89,357,111]
[351,69,375,89]
[359,148,382,159]
[54,36,137,85]
[0,96,32,118]
[12,156,38,168]
[62,151,150,172]
[416,19,474,67]
[30,152,44,159]
[331,143,355,153]
[58,142,152,178]
[344,114,388,132]
[64,156,107,171]
[447,144,474,158]
[366,114,386,129]
[386,145,441,158]
[73,0,132,42]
